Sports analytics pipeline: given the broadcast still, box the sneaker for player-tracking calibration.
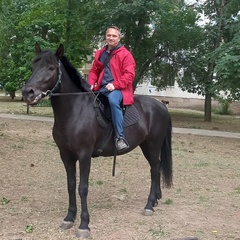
[115,138,129,152]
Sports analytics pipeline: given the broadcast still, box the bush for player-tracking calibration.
[214,98,231,115]
[4,82,18,99]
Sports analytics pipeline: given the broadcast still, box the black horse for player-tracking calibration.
[22,43,173,238]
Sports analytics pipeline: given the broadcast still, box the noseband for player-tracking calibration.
[40,60,62,98]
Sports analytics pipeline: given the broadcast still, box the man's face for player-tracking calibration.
[105,28,121,50]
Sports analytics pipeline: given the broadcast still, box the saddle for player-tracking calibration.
[92,93,140,157]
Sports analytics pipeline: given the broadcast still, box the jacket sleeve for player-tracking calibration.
[88,51,103,86]
[112,52,136,90]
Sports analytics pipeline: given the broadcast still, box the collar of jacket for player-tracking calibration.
[102,43,123,55]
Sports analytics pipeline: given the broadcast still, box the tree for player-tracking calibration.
[177,0,240,121]
[212,0,240,100]
[79,0,202,89]
[0,0,90,98]
[1,0,239,122]
[214,30,240,100]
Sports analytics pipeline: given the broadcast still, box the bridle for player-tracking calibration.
[39,60,63,98]
[37,60,98,101]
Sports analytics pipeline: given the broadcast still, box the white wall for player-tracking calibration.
[135,80,204,99]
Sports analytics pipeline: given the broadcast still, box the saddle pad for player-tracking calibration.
[95,103,140,129]
[123,104,140,128]
[92,103,140,157]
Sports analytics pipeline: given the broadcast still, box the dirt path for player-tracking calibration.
[1,113,240,139]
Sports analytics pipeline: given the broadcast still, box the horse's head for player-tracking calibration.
[22,43,64,105]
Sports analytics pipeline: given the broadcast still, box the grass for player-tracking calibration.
[0,95,53,117]
[1,197,10,205]
[163,199,173,205]
[149,228,170,238]
[0,94,240,132]
[235,186,240,194]
[169,108,240,132]
[198,196,209,203]
[194,162,210,167]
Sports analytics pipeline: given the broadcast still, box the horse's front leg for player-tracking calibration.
[59,150,78,230]
[76,154,92,238]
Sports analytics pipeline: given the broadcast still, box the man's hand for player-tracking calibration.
[105,83,115,91]
[90,83,97,90]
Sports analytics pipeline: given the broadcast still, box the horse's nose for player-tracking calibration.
[22,86,35,99]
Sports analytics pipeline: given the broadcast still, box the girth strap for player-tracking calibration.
[91,123,113,157]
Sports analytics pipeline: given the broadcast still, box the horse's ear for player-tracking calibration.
[56,44,64,59]
[35,42,42,54]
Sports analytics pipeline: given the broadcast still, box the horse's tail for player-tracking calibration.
[160,118,173,188]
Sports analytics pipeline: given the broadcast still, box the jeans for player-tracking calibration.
[101,90,124,138]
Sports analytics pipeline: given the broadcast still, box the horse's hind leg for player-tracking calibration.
[59,150,78,230]
[140,141,162,215]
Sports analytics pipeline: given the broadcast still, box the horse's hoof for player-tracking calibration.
[143,209,154,216]
[76,229,90,238]
[60,221,74,230]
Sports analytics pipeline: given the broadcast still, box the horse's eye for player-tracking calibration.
[49,66,55,71]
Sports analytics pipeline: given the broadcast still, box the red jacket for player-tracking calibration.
[88,46,136,105]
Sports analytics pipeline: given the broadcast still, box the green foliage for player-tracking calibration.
[164,198,173,205]
[96,180,103,186]
[149,227,169,237]
[235,186,240,194]
[1,0,240,105]
[1,197,10,205]
[213,97,232,115]
[81,0,202,89]
[0,0,89,96]
[178,0,240,104]
[25,224,33,233]
[213,30,240,100]
[4,82,18,99]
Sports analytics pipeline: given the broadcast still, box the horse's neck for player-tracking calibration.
[61,69,81,93]
[50,68,93,120]
[51,95,94,128]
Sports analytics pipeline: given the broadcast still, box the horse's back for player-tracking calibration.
[129,95,172,158]
[134,94,170,118]
[132,94,171,138]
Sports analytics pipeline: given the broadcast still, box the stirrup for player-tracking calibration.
[115,137,129,152]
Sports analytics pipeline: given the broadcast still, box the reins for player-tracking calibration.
[40,60,117,176]
[50,92,95,96]
[40,60,100,98]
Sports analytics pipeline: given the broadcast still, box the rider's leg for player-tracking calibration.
[103,90,129,151]
[104,90,124,138]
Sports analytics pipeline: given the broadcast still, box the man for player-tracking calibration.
[88,26,136,152]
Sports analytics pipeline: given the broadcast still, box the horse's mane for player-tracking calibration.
[60,55,91,92]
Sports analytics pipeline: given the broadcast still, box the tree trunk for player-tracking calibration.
[10,91,15,100]
[204,93,212,122]
[204,61,214,122]
[65,0,73,52]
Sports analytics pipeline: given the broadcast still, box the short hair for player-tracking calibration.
[106,26,121,36]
